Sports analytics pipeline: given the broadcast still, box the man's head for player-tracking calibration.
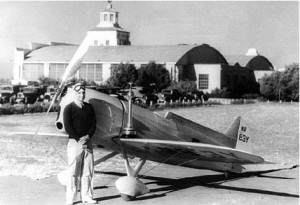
[73,82,86,103]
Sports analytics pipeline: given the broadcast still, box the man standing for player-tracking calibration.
[63,82,97,205]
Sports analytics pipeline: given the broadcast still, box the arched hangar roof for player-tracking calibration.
[24,44,228,66]
[176,44,228,65]
[246,55,274,71]
[225,55,274,71]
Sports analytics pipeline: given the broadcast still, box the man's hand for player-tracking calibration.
[78,135,90,146]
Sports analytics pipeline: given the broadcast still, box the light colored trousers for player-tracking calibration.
[66,139,94,202]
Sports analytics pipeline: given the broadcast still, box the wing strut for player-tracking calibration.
[94,151,119,166]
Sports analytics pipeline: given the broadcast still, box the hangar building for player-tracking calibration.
[12,1,274,93]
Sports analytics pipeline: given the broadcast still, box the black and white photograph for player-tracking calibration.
[0,1,298,205]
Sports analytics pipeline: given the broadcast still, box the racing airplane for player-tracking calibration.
[54,81,296,201]
[33,39,295,201]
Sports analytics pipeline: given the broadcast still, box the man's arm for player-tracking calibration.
[87,104,96,138]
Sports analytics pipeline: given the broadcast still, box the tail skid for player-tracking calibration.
[224,116,252,153]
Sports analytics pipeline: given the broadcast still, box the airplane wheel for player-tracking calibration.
[120,193,136,201]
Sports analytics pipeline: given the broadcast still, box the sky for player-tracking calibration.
[0,0,299,79]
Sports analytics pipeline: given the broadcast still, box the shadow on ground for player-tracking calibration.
[94,169,299,202]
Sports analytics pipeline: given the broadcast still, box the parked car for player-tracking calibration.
[44,85,57,102]
[159,89,181,103]
[14,92,25,104]
[179,93,195,102]
[21,86,45,104]
[144,94,159,105]
[192,90,209,101]
[120,86,145,100]
[0,85,14,104]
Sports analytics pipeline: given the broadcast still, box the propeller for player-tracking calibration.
[33,37,90,136]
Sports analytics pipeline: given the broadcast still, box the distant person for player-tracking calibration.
[10,94,16,105]
[63,82,97,205]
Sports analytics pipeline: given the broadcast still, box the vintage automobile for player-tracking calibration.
[158,89,181,103]
[44,85,57,102]
[0,84,14,104]
[179,93,196,102]
[21,86,45,104]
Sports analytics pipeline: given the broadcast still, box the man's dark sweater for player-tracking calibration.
[63,102,96,141]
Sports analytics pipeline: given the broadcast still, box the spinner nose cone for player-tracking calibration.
[56,121,63,130]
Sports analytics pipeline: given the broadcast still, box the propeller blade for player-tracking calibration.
[33,37,90,136]
[61,37,90,83]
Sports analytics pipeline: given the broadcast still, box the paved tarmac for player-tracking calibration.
[0,164,298,205]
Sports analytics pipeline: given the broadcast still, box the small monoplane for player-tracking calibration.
[54,81,296,200]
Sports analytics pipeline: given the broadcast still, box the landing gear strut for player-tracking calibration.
[115,82,149,201]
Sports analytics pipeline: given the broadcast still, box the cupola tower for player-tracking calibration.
[86,1,131,46]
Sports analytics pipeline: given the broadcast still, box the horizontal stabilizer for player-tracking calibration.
[241,163,298,173]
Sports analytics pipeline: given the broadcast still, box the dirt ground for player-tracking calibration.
[0,103,298,204]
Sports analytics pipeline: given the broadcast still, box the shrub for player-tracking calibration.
[260,63,299,101]
[168,80,197,93]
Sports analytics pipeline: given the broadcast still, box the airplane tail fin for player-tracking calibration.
[224,116,252,153]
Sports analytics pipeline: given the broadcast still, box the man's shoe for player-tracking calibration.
[82,197,97,204]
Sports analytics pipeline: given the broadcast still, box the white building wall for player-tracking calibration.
[102,63,112,83]
[12,50,28,85]
[44,63,50,78]
[194,64,221,93]
[87,31,117,46]
[13,50,24,80]
[165,63,176,81]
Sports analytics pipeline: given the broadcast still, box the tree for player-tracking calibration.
[260,63,299,101]
[280,63,299,101]
[135,61,171,93]
[107,63,138,88]
[38,77,59,86]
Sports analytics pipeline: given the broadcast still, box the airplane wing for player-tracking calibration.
[120,138,264,164]
[9,131,68,137]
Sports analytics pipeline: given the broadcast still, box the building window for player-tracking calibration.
[110,14,114,21]
[106,40,110,46]
[22,63,44,80]
[93,40,98,46]
[104,14,108,21]
[95,64,103,81]
[79,63,103,82]
[199,74,209,89]
[49,63,67,81]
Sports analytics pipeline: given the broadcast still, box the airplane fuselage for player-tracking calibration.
[56,88,248,173]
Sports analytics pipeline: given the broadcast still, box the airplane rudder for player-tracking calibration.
[223,116,241,140]
[235,118,252,153]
